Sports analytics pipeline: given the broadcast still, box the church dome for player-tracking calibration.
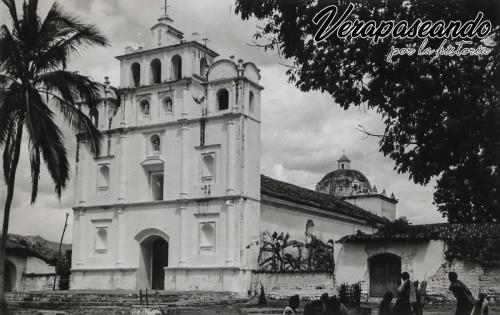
[315,154,373,197]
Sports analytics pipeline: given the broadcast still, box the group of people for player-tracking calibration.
[379,271,490,315]
[281,271,490,315]
[282,293,349,315]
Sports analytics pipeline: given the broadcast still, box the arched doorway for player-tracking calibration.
[369,253,401,297]
[4,259,16,292]
[136,231,169,290]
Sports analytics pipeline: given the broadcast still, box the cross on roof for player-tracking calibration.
[162,0,170,16]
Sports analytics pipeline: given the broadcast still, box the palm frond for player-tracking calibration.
[33,2,107,72]
[37,70,101,108]
[24,92,69,198]
[49,92,102,155]
[1,0,21,34]
[28,141,40,203]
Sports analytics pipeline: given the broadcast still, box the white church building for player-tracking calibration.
[70,10,395,294]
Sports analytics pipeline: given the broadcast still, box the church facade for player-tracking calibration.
[71,11,391,294]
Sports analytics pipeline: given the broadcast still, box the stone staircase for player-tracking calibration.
[6,290,248,315]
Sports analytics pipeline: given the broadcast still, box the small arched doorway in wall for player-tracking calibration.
[369,253,401,297]
[4,259,16,292]
[136,229,169,290]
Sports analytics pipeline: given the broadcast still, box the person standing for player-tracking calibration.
[394,272,412,315]
[471,293,489,315]
[448,272,475,315]
[379,292,394,315]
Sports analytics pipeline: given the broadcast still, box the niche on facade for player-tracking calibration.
[306,219,316,243]
[139,99,150,117]
[201,153,216,184]
[97,164,110,194]
[94,227,108,254]
[131,62,141,87]
[199,222,215,254]
[162,96,173,114]
[150,135,161,155]
[141,131,165,175]
[217,88,229,111]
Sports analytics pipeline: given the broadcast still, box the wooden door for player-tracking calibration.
[369,254,401,297]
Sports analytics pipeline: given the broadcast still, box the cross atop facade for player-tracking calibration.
[161,0,170,16]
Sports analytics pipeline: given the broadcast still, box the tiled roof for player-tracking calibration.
[337,223,500,243]
[260,174,387,225]
[6,234,66,264]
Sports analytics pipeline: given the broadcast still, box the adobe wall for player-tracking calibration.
[251,271,335,300]
[336,240,500,303]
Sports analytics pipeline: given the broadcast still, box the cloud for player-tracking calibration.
[0,0,443,242]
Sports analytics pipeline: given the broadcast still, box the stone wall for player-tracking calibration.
[21,273,57,291]
[426,260,500,303]
[251,272,335,300]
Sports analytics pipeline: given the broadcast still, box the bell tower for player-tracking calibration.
[71,2,263,294]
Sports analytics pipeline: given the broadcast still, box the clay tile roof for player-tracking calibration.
[260,174,387,225]
[337,223,500,243]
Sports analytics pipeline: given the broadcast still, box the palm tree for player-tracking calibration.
[0,0,108,310]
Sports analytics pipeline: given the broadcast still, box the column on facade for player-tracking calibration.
[121,62,128,88]
[225,200,235,266]
[178,203,188,266]
[226,119,236,194]
[115,207,125,266]
[181,84,189,120]
[78,139,90,205]
[180,122,190,199]
[142,57,149,86]
[120,94,127,127]
[77,210,86,265]
[162,53,170,82]
[118,133,127,202]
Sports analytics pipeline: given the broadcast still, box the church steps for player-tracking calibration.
[5,290,243,306]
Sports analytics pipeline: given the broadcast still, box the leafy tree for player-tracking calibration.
[0,0,107,309]
[235,0,500,222]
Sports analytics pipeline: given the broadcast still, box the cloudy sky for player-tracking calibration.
[0,0,445,242]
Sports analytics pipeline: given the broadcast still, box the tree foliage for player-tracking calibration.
[0,0,108,308]
[252,231,335,272]
[235,0,500,222]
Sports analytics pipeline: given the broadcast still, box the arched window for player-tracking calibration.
[95,228,108,253]
[97,165,109,193]
[140,99,150,117]
[131,62,141,87]
[199,222,215,253]
[150,59,162,84]
[162,96,173,113]
[171,55,182,80]
[217,88,229,111]
[89,108,99,127]
[199,57,208,77]
[201,153,215,183]
[306,220,315,237]
[249,91,255,112]
[151,135,161,154]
